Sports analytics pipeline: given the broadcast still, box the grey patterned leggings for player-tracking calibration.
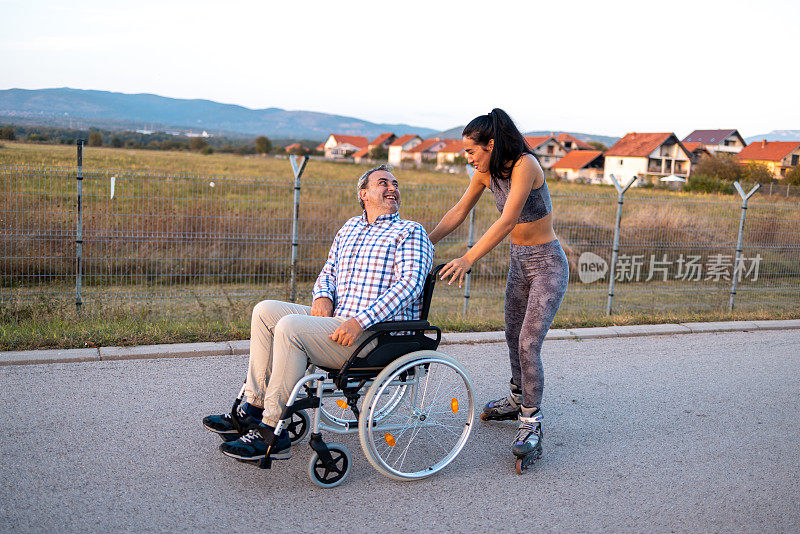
[505,240,569,409]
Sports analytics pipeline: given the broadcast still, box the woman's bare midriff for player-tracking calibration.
[508,213,557,245]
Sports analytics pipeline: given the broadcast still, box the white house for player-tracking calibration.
[435,139,465,169]
[552,150,605,182]
[323,134,369,159]
[525,136,568,169]
[406,138,451,166]
[387,134,423,165]
[603,132,692,184]
[682,129,746,155]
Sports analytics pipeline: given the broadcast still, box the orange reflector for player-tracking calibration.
[451,398,459,413]
[385,433,396,447]
[336,399,348,409]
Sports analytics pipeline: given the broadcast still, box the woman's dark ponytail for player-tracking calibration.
[463,108,533,180]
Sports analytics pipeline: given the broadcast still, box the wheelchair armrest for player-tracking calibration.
[368,320,430,332]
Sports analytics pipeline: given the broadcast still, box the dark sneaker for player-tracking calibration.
[219,425,292,461]
[203,403,261,442]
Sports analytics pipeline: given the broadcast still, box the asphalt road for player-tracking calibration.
[1,330,799,533]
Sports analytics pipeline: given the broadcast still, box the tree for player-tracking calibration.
[369,146,388,160]
[111,137,122,148]
[588,141,607,152]
[0,126,15,140]
[784,165,800,186]
[88,131,103,146]
[692,153,743,182]
[255,136,272,154]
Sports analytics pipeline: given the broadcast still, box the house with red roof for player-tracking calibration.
[524,136,568,169]
[556,133,594,151]
[406,138,451,167]
[602,132,692,184]
[682,142,712,165]
[388,134,423,165]
[353,133,398,163]
[436,139,466,169]
[553,150,605,182]
[322,134,369,159]
[737,140,800,179]
[682,129,746,155]
[284,142,308,155]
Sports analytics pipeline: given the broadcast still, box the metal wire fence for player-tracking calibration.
[1,157,799,324]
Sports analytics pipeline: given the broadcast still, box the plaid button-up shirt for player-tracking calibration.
[312,212,434,329]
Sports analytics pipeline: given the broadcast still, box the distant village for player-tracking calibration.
[310,130,800,184]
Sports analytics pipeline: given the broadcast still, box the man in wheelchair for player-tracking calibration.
[203,165,434,462]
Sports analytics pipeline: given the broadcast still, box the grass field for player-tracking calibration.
[2,141,799,350]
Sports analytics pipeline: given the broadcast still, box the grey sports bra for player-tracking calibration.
[488,174,552,223]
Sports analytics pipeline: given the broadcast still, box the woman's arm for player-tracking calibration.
[440,156,543,286]
[428,172,487,244]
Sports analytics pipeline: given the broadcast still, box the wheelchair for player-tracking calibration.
[227,264,475,487]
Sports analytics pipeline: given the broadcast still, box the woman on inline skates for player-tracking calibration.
[429,108,569,472]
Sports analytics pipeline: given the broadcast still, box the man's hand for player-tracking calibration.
[310,297,333,317]
[329,318,363,347]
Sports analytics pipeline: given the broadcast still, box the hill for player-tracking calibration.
[0,88,437,141]
[426,125,618,147]
[745,130,800,143]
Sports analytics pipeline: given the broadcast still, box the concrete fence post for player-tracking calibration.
[606,174,637,316]
[729,181,760,311]
[289,155,308,302]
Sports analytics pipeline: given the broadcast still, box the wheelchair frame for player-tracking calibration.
[230,264,476,487]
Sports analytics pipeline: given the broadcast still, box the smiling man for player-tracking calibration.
[203,165,434,462]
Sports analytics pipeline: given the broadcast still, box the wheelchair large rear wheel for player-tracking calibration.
[358,350,475,481]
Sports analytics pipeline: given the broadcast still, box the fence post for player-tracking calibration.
[463,164,475,317]
[606,174,637,316]
[75,139,85,312]
[729,181,760,311]
[289,155,308,302]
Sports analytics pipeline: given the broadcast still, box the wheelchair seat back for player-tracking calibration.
[321,264,445,381]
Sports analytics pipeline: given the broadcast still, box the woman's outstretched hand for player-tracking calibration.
[440,256,473,288]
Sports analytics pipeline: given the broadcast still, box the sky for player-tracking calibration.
[1,0,798,139]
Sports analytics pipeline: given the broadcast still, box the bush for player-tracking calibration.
[785,165,800,186]
[189,137,210,151]
[0,126,15,140]
[742,162,774,183]
[683,174,735,194]
[111,137,122,148]
[692,153,743,182]
[200,145,214,155]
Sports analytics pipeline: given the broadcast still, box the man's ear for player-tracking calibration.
[359,188,368,203]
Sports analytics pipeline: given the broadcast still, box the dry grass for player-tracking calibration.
[2,142,799,350]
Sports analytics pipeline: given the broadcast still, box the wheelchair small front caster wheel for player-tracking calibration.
[286,410,310,444]
[307,443,351,488]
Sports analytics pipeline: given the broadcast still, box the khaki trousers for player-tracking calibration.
[245,300,375,426]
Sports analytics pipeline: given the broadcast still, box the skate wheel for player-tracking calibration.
[479,412,490,422]
[515,458,525,475]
